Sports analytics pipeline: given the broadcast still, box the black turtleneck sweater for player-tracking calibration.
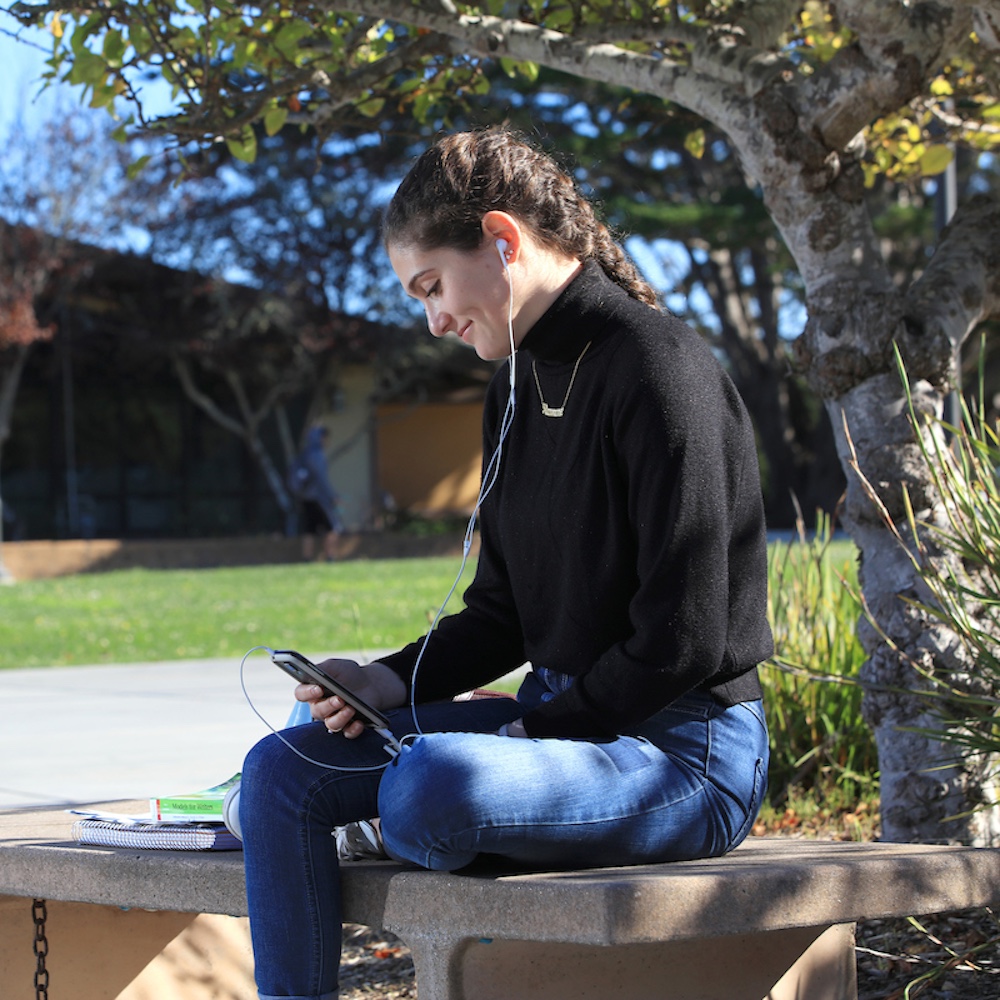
[381,262,773,738]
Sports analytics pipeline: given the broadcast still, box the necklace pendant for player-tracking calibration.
[531,340,592,419]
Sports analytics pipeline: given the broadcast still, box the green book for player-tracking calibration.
[150,773,241,822]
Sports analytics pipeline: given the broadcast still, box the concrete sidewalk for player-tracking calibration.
[0,651,372,811]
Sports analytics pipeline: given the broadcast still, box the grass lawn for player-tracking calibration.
[1,538,859,670]
[0,558,471,668]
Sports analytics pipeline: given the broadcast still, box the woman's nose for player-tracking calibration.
[425,302,451,338]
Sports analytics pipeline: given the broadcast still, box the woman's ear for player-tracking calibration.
[482,210,520,263]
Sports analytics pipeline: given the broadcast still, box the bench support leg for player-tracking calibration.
[402,922,858,1000]
[0,897,255,1000]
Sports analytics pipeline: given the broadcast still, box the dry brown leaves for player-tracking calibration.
[340,924,415,999]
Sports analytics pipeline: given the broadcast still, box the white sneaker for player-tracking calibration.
[222,783,242,841]
[334,819,386,861]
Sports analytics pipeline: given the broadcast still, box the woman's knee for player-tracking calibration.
[240,731,316,816]
[242,732,287,785]
[379,737,455,818]
[377,735,491,866]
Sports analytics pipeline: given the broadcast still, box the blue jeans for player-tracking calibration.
[240,684,769,1000]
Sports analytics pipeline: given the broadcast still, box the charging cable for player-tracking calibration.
[239,646,402,773]
[241,241,520,748]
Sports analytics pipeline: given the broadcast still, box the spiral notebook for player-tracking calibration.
[71,814,241,851]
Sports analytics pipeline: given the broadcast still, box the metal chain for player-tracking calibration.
[531,340,592,418]
[32,898,49,1000]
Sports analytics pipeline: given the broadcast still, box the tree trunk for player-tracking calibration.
[832,367,998,844]
[0,343,32,582]
[0,342,31,450]
[793,193,1000,843]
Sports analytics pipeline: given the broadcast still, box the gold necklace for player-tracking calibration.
[531,341,592,418]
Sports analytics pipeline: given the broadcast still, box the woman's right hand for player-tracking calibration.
[295,659,407,739]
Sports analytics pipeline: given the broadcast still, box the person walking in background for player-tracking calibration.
[288,425,343,561]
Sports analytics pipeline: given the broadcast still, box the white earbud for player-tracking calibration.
[495,238,509,268]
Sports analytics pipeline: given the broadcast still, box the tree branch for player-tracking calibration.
[327,0,778,130]
[729,0,802,51]
[905,193,1000,366]
[329,1,687,96]
[171,351,244,436]
[932,1,1000,49]
[151,28,446,139]
[802,3,972,150]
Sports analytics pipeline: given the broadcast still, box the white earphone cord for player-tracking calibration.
[406,238,516,734]
[240,240,518,763]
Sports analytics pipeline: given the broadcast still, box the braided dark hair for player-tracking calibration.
[383,127,658,308]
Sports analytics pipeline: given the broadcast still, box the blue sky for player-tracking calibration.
[0,21,61,133]
[0,16,176,136]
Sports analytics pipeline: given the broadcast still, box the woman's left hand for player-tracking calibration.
[299,659,407,739]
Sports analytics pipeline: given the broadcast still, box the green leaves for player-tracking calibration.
[264,106,288,136]
[918,144,954,177]
[103,29,127,68]
[126,154,152,180]
[226,125,258,163]
[797,2,852,66]
[863,113,957,187]
[683,128,705,160]
[499,57,539,83]
[18,0,1000,183]
[355,97,385,119]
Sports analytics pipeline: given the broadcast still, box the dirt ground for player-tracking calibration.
[2,531,474,580]
[854,908,1000,1000]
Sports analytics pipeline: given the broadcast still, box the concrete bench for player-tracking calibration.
[2,801,1000,1000]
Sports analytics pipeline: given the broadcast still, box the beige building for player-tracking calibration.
[375,398,483,517]
[305,365,486,533]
